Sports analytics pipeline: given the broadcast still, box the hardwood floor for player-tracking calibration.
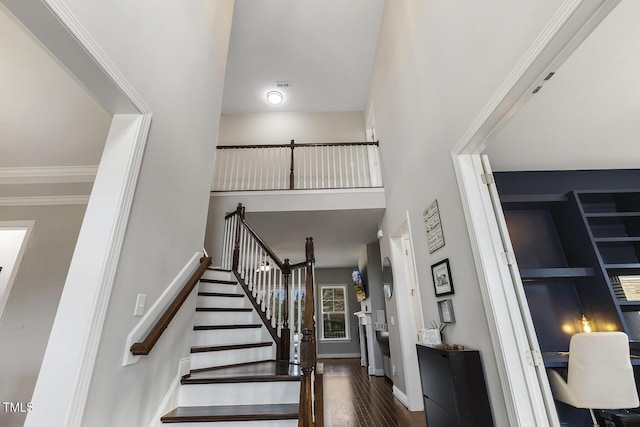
[320,358,426,427]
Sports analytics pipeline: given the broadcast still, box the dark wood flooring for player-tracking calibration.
[320,358,426,427]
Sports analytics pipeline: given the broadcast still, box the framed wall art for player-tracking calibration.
[431,258,454,297]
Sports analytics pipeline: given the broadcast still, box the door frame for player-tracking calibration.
[389,212,424,411]
[450,1,620,426]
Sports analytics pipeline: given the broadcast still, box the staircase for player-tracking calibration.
[160,267,301,426]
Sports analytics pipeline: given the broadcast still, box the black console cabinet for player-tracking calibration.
[416,344,494,427]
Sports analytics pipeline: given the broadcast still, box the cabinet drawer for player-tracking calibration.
[424,396,458,427]
[418,347,457,413]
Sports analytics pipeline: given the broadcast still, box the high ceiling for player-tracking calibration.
[484,0,640,171]
[221,0,385,114]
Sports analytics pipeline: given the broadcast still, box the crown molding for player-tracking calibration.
[0,195,89,206]
[0,166,98,185]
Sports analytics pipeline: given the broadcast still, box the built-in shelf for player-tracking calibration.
[604,264,640,270]
[618,301,640,308]
[519,267,594,280]
[586,212,640,218]
[595,237,640,243]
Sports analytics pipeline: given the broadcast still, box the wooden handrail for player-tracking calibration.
[130,256,212,356]
[229,204,287,270]
[217,140,379,149]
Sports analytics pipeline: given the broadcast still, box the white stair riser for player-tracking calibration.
[178,381,300,406]
[165,420,297,427]
[199,282,242,294]
[191,328,266,346]
[190,346,273,370]
[194,310,256,325]
[201,270,233,281]
[196,295,247,309]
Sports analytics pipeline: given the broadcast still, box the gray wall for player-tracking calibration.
[315,267,361,358]
[0,204,86,427]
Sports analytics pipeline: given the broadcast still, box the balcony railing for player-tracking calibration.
[212,140,382,191]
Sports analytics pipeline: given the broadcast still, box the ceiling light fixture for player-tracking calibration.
[266,90,283,105]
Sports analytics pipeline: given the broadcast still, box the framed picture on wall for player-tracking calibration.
[431,258,454,297]
[438,299,456,323]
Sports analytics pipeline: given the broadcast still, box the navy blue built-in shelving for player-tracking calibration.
[575,190,640,342]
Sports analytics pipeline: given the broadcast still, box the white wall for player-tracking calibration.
[14,1,235,426]
[366,0,563,424]
[0,6,111,168]
[0,205,86,427]
[219,111,366,145]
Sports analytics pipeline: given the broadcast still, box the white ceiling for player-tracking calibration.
[0,6,112,169]
[221,0,385,114]
[245,209,384,268]
[485,0,640,171]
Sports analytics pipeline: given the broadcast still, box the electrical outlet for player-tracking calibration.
[392,365,396,376]
[390,315,395,326]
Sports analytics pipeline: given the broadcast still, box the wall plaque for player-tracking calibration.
[424,199,445,253]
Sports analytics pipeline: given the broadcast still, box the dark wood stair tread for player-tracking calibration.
[198,292,244,298]
[161,404,298,423]
[183,360,301,384]
[191,342,273,353]
[196,307,252,312]
[200,278,236,284]
[193,324,262,330]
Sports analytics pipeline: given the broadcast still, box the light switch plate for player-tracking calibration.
[134,293,147,317]
[390,315,395,326]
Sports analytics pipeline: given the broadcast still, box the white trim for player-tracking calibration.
[449,1,619,426]
[392,385,409,408]
[317,353,361,359]
[452,0,618,156]
[19,1,152,425]
[65,113,151,427]
[146,360,184,427]
[41,0,151,114]
[123,252,202,366]
[0,196,89,206]
[368,367,384,376]
[389,214,424,412]
[0,220,35,323]
[0,166,98,184]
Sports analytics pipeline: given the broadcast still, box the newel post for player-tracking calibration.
[279,258,292,362]
[289,139,295,190]
[231,203,244,271]
[299,237,316,427]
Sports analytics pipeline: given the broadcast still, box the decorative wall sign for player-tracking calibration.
[431,258,454,297]
[423,199,445,253]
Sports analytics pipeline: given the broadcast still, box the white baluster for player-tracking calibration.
[266,260,272,318]
[356,145,363,187]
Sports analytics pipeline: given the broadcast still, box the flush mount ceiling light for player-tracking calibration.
[266,90,283,105]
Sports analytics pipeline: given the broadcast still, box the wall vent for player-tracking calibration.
[276,81,291,88]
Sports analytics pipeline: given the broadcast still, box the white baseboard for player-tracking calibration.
[317,353,361,359]
[122,252,202,366]
[393,385,409,409]
[368,367,385,376]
